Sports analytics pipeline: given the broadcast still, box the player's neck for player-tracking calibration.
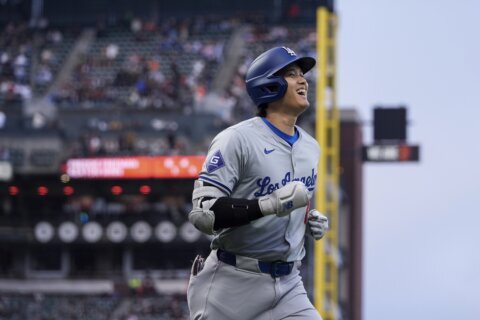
[265,112,297,136]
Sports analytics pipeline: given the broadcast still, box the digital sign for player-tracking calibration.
[362,144,420,162]
[65,156,206,179]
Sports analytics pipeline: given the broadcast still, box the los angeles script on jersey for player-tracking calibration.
[254,169,317,197]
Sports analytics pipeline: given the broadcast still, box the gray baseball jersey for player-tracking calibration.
[198,116,320,262]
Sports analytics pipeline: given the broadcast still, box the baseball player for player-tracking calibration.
[187,46,329,320]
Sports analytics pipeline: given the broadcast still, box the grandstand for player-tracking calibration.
[0,0,326,319]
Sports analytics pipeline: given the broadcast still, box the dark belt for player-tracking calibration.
[216,249,295,278]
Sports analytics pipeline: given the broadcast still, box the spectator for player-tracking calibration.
[105,43,119,61]
[0,110,5,129]
[41,48,54,64]
[13,51,28,82]
[131,18,143,41]
[35,64,53,85]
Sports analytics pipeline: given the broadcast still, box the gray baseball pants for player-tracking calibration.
[187,249,322,320]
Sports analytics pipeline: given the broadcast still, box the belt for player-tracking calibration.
[216,249,295,278]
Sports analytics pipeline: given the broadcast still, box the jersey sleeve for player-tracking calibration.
[198,128,245,195]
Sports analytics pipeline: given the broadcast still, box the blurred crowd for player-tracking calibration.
[0,293,189,320]
[50,16,234,113]
[0,20,69,104]
[0,16,317,155]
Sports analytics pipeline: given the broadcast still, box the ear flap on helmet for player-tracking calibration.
[246,75,288,107]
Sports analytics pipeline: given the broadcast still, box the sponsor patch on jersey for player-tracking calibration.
[206,150,225,173]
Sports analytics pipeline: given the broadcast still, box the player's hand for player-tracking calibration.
[306,209,329,240]
[258,181,309,217]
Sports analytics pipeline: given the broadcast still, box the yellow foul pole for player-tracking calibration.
[314,6,340,320]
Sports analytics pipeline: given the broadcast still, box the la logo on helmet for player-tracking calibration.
[282,47,297,56]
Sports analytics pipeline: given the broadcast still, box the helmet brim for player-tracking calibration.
[273,56,316,76]
[296,56,316,74]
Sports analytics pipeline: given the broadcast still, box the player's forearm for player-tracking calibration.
[212,181,309,228]
[189,180,262,234]
[210,197,263,229]
[188,196,263,234]
[189,179,309,234]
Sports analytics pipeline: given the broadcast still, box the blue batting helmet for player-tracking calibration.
[245,46,316,107]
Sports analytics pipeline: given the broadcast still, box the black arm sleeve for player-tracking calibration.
[209,197,263,229]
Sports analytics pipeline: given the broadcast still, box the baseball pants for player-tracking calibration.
[187,249,322,320]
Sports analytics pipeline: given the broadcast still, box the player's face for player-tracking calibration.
[275,64,310,114]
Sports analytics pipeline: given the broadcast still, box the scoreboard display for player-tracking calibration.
[362,144,420,162]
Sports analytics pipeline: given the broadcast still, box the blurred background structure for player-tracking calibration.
[0,0,443,319]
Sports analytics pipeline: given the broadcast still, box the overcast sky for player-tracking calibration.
[336,1,480,319]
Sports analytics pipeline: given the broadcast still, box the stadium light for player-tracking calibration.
[37,186,48,196]
[139,185,151,195]
[8,185,19,196]
[35,222,54,243]
[58,221,79,243]
[155,221,177,243]
[63,186,74,196]
[130,221,152,243]
[82,221,103,243]
[111,185,123,195]
[179,222,201,243]
[106,221,128,243]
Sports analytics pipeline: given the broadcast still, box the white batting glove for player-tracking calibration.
[258,181,309,217]
[307,209,329,240]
